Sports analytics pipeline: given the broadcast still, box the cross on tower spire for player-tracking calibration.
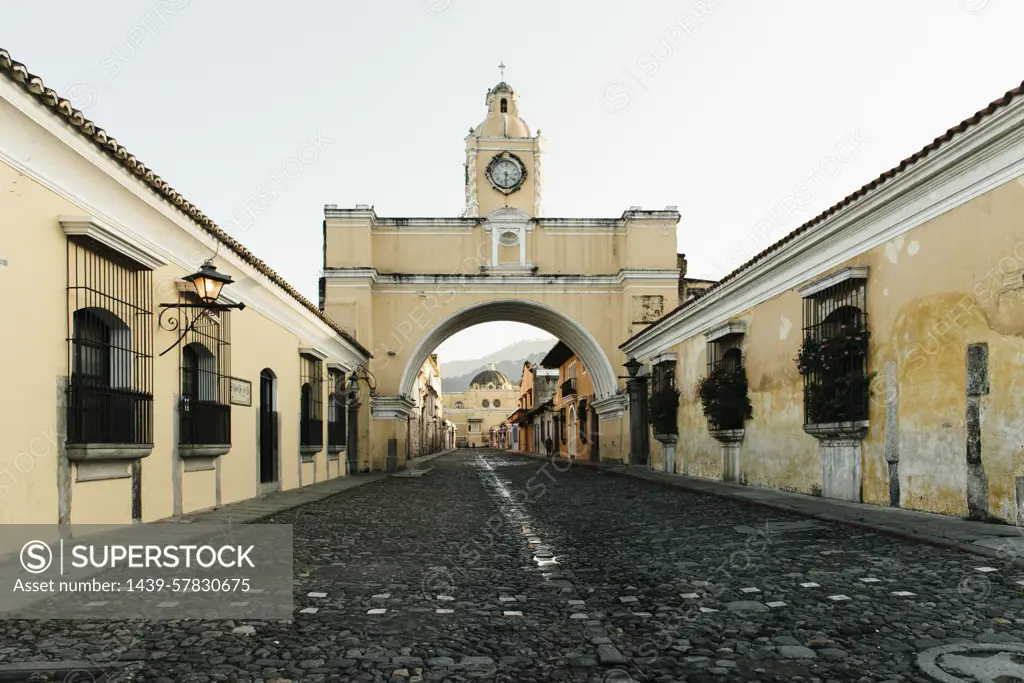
[498,62,506,81]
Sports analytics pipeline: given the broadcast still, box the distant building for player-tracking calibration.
[542,342,598,461]
[507,360,558,454]
[409,354,448,458]
[444,364,519,447]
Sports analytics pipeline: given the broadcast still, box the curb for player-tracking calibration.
[601,469,1002,560]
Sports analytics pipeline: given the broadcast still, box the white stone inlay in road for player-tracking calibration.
[229,602,250,607]
[632,611,653,617]
[692,580,711,587]
[504,610,523,616]
[249,588,265,594]
[308,592,327,598]
[975,567,998,573]
[859,578,880,583]
[681,593,700,599]
[699,607,718,613]
[371,593,391,600]
[436,608,454,614]
[568,599,586,606]
[570,613,589,620]
[156,601,179,608]
[891,591,916,597]
[499,596,517,603]
[619,596,639,603]
[800,582,820,588]
[84,601,108,607]
[740,587,761,593]
[828,594,851,601]
[367,608,387,615]
[766,601,787,608]
[299,607,318,614]
[437,595,455,601]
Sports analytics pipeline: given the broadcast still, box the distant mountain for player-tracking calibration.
[441,339,557,392]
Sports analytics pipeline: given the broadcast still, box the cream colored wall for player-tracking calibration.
[0,160,76,524]
[662,177,1024,521]
[444,387,519,447]
[0,158,347,526]
[324,221,677,276]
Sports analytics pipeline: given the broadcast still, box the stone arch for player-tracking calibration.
[398,299,620,406]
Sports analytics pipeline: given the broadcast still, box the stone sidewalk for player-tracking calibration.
[508,450,1024,559]
[158,449,455,525]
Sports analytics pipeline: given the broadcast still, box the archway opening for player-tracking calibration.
[398,300,624,457]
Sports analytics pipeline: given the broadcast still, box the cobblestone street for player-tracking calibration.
[5,450,1024,682]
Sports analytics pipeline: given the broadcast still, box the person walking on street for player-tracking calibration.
[545,437,554,460]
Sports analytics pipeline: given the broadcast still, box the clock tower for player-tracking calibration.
[464,80,544,218]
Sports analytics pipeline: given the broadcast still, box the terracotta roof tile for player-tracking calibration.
[622,78,1024,349]
[0,48,370,359]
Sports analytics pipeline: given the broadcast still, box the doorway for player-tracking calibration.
[259,369,278,489]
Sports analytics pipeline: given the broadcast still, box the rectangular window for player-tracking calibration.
[799,271,869,424]
[300,354,324,448]
[178,303,232,447]
[327,368,347,450]
[66,240,154,445]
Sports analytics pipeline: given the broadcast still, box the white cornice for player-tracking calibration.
[650,351,677,366]
[622,94,1024,360]
[299,346,329,361]
[370,395,416,420]
[705,321,747,342]
[797,266,869,298]
[60,215,167,270]
[0,80,368,365]
[321,268,679,290]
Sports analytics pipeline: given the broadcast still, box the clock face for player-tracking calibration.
[490,158,523,189]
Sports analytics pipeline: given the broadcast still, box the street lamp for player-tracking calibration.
[182,262,234,305]
[347,364,378,399]
[158,259,246,356]
[623,357,642,378]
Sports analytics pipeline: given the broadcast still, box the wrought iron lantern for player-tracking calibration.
[182,262,234,305]
[623,357,643,378]
[158,259,245,356]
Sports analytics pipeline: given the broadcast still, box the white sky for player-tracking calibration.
[5,0,1023,359]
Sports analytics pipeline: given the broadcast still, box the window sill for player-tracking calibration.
[653,432,678,445]
[327,445,345,455]
[803,420,869,440]
[709,428,745,444]
[66,443,154,462]
[179,444,231,459]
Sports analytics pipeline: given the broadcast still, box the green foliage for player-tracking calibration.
[697,366,753,431]
[648,387,680,436]
[795,323,875,423]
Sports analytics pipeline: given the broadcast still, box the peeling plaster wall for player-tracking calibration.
[661,177,1024,522]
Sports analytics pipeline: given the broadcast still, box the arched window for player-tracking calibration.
[327,368,346,451]
[500,98,508,113]
[454,401,464,409]
[182,342,217,403]
[69,307,144,445]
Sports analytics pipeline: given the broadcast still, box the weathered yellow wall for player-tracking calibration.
[661,176,1024,521]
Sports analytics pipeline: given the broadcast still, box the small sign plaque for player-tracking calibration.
[230,378,252,406]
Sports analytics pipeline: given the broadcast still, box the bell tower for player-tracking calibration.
[464,75,544,219]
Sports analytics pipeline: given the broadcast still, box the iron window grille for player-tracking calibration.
[800,278,869,424]
[327,368,347,450]
[651,360,676,396]
[300,354,324,449]
[66,240,154,445]
[703,336,747,431]
[178,297,231,447]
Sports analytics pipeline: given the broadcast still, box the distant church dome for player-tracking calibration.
[470,363,513,390]
[473,82,532,138]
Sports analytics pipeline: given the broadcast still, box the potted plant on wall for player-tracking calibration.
[698,364,753,433]
[796,322,874,427]
[648,385,680,442]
